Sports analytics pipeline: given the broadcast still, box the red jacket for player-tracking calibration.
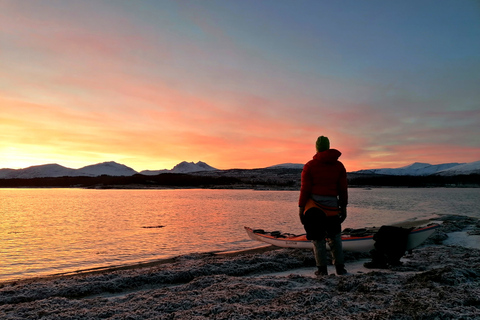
[298,149,348,208]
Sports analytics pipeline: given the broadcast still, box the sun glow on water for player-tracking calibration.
[1,188,479,282]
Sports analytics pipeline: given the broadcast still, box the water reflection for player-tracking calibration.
[1,187,479,281]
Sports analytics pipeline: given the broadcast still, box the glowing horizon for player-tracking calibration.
[1,1,479,172]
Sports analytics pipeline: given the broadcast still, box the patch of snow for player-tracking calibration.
[443,231,480,249]
[266,163,304,169]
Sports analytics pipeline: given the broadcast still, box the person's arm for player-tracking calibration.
[338,163,348,223]
[298,163,312,208]
[339,206,347,223]
[298,163,311,225]
[299,206,305,224]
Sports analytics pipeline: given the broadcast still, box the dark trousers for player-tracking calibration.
[303,208,344,266]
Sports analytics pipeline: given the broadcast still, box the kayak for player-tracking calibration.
[244,223,440,253]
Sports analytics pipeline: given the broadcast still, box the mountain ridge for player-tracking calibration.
[140,161,217,175]
[1,160,479,179]
[0,161,219,179]
[353,162,463,176]
[0,162,137,179]
[353,161,480,176]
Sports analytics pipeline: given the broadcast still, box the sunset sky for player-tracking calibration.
[1,0,479,172]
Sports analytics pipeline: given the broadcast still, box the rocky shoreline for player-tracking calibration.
[1,215,479,319]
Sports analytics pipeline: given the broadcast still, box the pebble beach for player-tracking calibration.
[1,215,479,320]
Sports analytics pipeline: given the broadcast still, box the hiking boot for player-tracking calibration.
[314,266,328,276]
[335,264,347,275]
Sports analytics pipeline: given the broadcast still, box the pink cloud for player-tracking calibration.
[1,2,478,171]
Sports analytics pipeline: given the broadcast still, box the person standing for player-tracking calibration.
[298,136,348,276]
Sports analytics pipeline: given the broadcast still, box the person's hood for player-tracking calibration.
[312,149,342,163]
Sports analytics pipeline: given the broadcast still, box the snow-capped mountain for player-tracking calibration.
[436,160,480,176]
[2,160,478,179]
[0,162,137,179]
[0,164,77,179]
[171,161,217,173]
[266,163,304,170]
[75,161,137,177]
[0,161,218,179]
[353,161,480,176]
[140,161,218,175]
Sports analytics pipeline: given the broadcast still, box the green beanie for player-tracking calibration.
[316,136,330,152]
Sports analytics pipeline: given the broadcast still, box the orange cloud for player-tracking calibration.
[1,1,478,172]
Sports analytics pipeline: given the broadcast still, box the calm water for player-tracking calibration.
[1,188,479,282]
